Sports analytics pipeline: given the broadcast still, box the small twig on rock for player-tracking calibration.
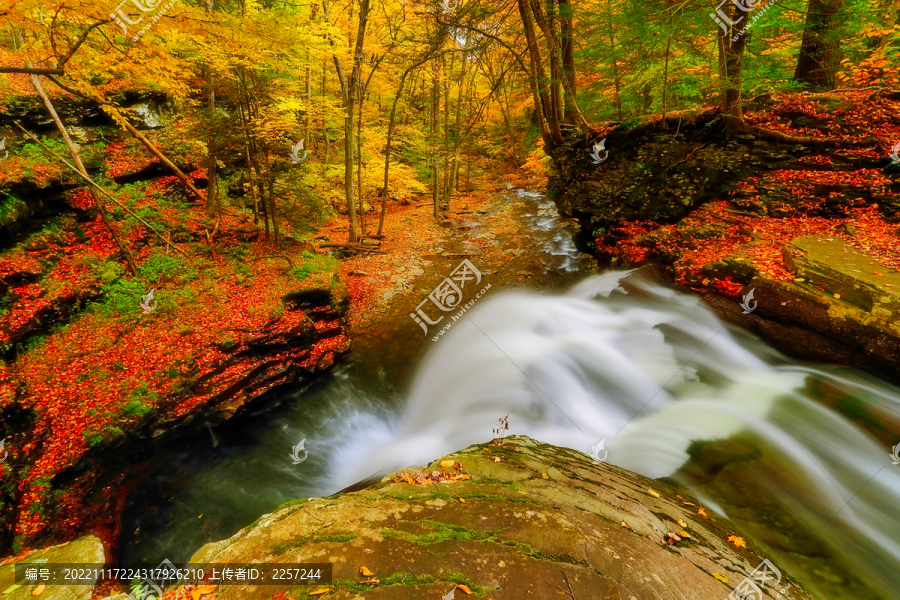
[561,569,577,599]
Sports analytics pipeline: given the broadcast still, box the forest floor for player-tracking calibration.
[593,90,900,297]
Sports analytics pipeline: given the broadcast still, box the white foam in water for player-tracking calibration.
[331,270,900,599]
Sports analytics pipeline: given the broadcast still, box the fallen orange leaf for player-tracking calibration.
[32,585,45,596]
[541,472,548,479]
[698,507,709,517]
[455,584,473,594]
[359,566,375,577]
[728,535,747,548]
[310,588,332,596]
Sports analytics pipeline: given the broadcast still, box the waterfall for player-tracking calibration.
[340,269,900,599]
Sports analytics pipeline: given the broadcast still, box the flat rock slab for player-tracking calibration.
[0,536,104,600]
[784,236,900,323]
[190,437,812,600]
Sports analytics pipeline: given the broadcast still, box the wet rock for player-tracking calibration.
[191,437,813,600]
[783,235,900,321]
[0,536,104,600]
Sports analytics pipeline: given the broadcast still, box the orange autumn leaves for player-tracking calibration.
[392,460,472,486]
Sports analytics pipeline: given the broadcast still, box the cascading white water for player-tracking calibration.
[338,269,900,600]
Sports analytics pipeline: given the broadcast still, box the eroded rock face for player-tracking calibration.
[546,91,900,384]
[191,437,811,600]
[700,235,900,381]
[783,236,900,321]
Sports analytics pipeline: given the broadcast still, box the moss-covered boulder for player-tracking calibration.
[0,536,104,600]
[191,437,812,599]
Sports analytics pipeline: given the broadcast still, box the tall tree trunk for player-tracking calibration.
[453,69,463,191]
[545,0,563,125]
[305,49,312,141]
[238,102,260,224]
[641,82,653,114]
[268,163,279,246]
[528,0,590,132]
[324,0,370,243]
[465,153,471,194]
[605,0,623,120]
[204,0,219,216]
[558,0,577,124]
[875,0,900,50]
[662,34,671,123]
[322,58,329,179]
[722,3,749,134]
[794,0,844,90]
[442,54,452,210]
[432,66,440,220]
[516,0,560,145]
[378,69,410,236]
[357,78,366,237]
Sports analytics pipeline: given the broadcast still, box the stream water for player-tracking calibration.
[119,190,900,600]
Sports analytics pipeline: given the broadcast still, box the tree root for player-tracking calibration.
[727,117,840,145]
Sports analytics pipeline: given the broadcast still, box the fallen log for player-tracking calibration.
[319,243,388,255]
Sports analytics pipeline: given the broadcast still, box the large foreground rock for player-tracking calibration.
[0,536,104,600]
[191,437,811,599]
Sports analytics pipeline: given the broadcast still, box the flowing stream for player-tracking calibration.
[119,189,900,600]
